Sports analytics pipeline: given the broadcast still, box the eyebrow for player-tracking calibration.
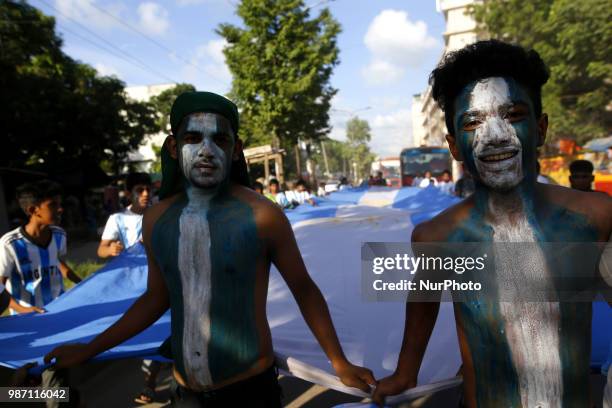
[461,101,528,118]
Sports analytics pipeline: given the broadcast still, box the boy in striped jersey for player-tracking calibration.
[0,180,81,314]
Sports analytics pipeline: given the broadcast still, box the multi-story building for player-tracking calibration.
[412,0,483,148]
[125,83,176,172]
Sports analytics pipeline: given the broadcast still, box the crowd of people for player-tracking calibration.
[0,39,610,408]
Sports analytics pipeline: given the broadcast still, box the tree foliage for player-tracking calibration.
[149,83,196,133]
[1,1,156,176]
[217,0,341,149]
[345,117,375,180]
[471,0,612,144]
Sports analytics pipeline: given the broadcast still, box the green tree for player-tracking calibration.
[217,0,341,153]
[345,117,375,181]
[150,83,196,133]
[471,0,612,144]
[0,1,156,176]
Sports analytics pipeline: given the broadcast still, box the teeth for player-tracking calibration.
[481,152,516,162]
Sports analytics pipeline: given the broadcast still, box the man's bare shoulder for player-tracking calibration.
[142,194,182,241]
[230,184,289,234]
[412,197,475,243]
[540,183,612,237]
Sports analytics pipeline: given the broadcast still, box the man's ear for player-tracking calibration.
[165,135,178,160]
[445,134,463,161]
[26,205,37,218]
[233,138,244,161]
[536,113,548,147]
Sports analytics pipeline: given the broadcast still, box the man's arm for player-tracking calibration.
[58,260,81,284]
[266,204,375,392]
[45,209,169,369]
[97,215,124,258]
[8,296,44,314]
[97,240,124,258]
[372,225,442,406]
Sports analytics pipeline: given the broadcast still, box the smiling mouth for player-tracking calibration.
[478,151,519,162]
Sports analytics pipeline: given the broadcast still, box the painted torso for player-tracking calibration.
[151,191,271,390]
[445,189,600,407]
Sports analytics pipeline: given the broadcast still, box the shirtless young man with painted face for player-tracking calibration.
[373,41,611,407]
[45,92,375,406]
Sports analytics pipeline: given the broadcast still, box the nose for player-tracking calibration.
[480,116,513,147]
[197,137,216,159]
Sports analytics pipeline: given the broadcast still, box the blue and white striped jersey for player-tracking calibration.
[0,226,67,310]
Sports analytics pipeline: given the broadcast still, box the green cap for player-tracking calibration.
[170,91,239,135]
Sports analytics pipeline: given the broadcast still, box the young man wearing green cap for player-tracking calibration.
[45,91,375,406]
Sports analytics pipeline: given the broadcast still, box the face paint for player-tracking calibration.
[177,113,235,191]
[454,77,538,191]
[130,184,151,210]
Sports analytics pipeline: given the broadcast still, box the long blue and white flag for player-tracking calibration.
[0,186,609,402]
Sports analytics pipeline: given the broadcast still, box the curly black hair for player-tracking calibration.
[430,40,549,135]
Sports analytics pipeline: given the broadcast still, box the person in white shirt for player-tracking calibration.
[437,170,455,195]
[97,173,152,258]
[286,179,317,206]
[418,171,438,188]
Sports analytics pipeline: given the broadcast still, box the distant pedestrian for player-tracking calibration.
[437,169,454,195]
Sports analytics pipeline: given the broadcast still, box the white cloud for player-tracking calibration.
[181,38,232,93]
[361,60,403,85]
[362,9,439,85]
[137,2,169,36]
[369,109,412,157]
[176,0,212,4]
[94,62,120,77]
[370,96,403,111]
[55,0,126,30]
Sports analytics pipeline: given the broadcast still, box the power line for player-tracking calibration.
[60,24,178,84]
[35,0,179,84]
[87,2,230,86]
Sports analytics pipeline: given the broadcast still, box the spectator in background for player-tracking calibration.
[97,173,159,404]
[1,180,81,314]
[0,180,82,408]
[418,171,438,188]
[437,169,454,195]
[370,171,387,186]
[569,160,601,193]
[252,181,265,195]
[265,178,290,208]
[98,173,152,258]
[338,177,350,191]
[317,182,327,196]
[411,172,423,187]
[286,179,317,206]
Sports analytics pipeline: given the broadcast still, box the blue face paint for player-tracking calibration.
[442,77,602,407]
[453,77,539,191]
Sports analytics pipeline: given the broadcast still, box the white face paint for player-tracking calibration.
[178,113,234,190]
[469,77,523,191]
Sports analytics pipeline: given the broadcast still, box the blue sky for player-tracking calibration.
[32,0,446,157]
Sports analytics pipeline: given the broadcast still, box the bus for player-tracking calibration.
[400,147,452,186]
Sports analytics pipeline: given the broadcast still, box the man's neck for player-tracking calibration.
[477,180,537,225]
[23,220,51,244]
[129,204,146,215]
